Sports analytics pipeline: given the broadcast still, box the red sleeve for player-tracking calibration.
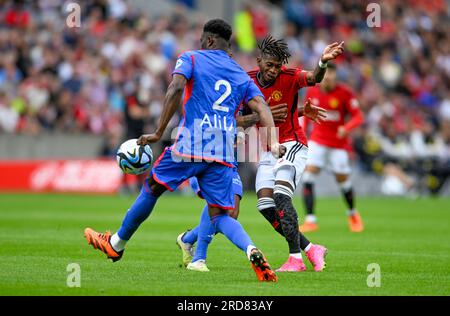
[343,91,364,132]
[294,68,308,90]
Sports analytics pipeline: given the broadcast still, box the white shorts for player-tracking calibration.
[306,140,351,174]
[255,141,308,193]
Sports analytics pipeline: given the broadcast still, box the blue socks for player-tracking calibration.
[117,183,159,241]
[182,205,254,260]
[116,181,253,260]
[193,205,216,261]
[211,214,254,252]
[182,226,200,244]
[182,205,216,261]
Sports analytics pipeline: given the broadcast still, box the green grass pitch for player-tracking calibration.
[0,192,449,295]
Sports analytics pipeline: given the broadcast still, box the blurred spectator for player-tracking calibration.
[4,1,30,28]
[0,0,448,195]
[0,90,18,132]
[234,4,257,53]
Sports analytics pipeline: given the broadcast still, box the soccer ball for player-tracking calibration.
[116,139,153,175]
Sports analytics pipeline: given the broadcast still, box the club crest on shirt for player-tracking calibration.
[271,90,283,102]
[329,97,339,108]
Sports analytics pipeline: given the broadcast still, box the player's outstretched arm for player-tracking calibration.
[247,96,286,158]
[236,99,288,129]
[247,96,275,128]
[306,41,344,85]
[137,74,187,145]
[236,112,260,129]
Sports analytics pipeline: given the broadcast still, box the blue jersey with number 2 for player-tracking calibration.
[171,49,262,166]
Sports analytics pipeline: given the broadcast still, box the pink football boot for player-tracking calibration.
[276,256,307,272]
[306,244,328,271]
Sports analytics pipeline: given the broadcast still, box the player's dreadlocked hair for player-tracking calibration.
[258,35,291,64]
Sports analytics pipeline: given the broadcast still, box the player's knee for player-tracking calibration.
[338,178,352,191]
[229,208,239,219]
[273,184,294,200]
[306,165,320,174]
[302,171,317,184]
[230,195,240,219]
[256,197,276,212]
[208,206,225,218]
[148,178,166,197]
[256,188,273,199]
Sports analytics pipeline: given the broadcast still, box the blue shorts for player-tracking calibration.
[189,167,243,200]
[151,147,235,210]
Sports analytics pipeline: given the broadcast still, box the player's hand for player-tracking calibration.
[270,103,288,122]
[303,98,327,124]
[337,126,347,139]
[270,143,287,158]
[137,133,160,145]
[236,130,245,145]
[321,41,344,62]
[267,97,287,123]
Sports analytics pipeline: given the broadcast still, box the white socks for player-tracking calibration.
[291,243,313,258]
[306,214,317,223]
[304,243,312,252]
[110,233,127,252]
[347,209,356,216]
[246,245,257,259]
[290,253,303,260]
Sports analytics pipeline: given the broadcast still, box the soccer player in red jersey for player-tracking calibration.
[301,63,365,233]
[241,36,344,271]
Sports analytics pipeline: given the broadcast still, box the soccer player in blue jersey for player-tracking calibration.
[84,19,284,282]
[177,103,290,272]
[178,99,324,272]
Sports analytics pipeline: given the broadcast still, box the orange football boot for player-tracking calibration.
[84,228,123,262]
[249,249,278,282]
[348,211,364,232]
[299,221,318,233]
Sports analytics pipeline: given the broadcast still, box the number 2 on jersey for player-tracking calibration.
[212,80,231,112]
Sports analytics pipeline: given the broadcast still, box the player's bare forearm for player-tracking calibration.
[236,102,288,128]
[154,75,186,137]
[236,113,260,129]
[247,96,286,157]
[306,41,344,85]
[138,75,186,145]
[306,63,327,85]
[247,96,275,128]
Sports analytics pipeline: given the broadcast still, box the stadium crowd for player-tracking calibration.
[0,0,448,195]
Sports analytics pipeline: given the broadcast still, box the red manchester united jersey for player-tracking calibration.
[248,66,309,146]
[304,83,364,149]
